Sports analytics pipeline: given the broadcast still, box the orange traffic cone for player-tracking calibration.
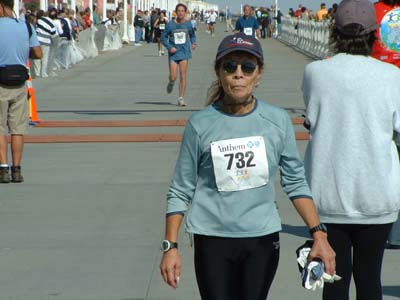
[26,60,41,124]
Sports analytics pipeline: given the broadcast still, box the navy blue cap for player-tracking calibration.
[216,33,263,62]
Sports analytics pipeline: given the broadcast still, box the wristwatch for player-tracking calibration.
[309,223,327,235]
[160,240,178,252]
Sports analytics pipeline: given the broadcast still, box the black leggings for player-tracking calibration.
[323,223,393,300]
[194,233,280,300]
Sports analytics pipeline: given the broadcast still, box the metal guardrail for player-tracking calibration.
[278,16,332,60]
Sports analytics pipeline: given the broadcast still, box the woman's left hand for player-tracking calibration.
[309,233,336,275]
[160,249,181,289]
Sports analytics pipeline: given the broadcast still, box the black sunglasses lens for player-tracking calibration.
[241,62,257,74]
[222,61,257,74]
[222,61,238,73]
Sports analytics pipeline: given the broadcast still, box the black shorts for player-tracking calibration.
[194,233,280,300]
[154,29,163,38]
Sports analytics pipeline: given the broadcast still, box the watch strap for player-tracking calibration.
[309,224,327,235]
[161,240,178,252]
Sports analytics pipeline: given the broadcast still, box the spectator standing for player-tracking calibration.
[274,9,283,36]
[69,9,80,41]
[301,7,311,20]
[134,10,144,45]
[143,10,151,43]
[58,9,73,69]
[150,9,159,44]
[33,9,58,77]
[316,3,328,21]
[92,4,100,26]
[161,3,196,106]
[76,10,86,30]
[48,8,63,76]
[295,4,303,18]
[235,4,261,39]
[302,0,400,299]
[83,7,92,28]
[225,7,234,32]
[0,0,42,183]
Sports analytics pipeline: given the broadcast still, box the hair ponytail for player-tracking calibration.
[205,79,224,106]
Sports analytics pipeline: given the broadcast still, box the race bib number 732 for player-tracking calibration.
[211,136,269,191]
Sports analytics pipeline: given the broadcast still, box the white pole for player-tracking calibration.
[89,0,93,20]
[274,0,278,37]
[71,0,76,16]
[130,0,135,42]
[115,0,118,9]
[122,0,129,42]
[240,4,243,16]
[102,0,106,21]
[131,0,135,25]
[40,0,46,11]
[14,0,19,18]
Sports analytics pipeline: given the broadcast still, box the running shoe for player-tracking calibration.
[11,166,24,183]
[177,97,187,106]
[159,50,162,56]
[0,166,10,184]
[166,81,175,94]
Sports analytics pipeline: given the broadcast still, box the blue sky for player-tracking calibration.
[216,0,339,14]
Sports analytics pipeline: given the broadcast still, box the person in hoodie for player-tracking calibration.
[302,0,400,299]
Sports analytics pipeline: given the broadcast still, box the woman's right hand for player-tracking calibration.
[170,47,177,54]
[160,249,181,289]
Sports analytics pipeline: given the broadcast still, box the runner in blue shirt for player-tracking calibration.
[161,3,197,107]
[235,4,261,39]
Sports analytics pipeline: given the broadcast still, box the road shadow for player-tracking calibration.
[283,107,306,115]
[281,224,309,238]
[39,109,199,114]
[135,101,174,106]
[383,286,400,298]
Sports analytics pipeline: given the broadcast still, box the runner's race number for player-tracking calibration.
[211,136,269,191]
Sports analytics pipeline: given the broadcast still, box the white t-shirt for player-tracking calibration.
[209,12,218,23]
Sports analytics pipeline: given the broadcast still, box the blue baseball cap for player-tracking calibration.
[216,33,264,62]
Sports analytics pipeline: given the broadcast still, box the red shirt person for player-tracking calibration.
[83,7,92,28]
[371,0,400,67]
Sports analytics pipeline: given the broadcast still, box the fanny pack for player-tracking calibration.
[0,65,29,86]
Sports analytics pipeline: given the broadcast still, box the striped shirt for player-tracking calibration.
[36,17,57,46]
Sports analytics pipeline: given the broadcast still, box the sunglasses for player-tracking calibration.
[222,60,258,75]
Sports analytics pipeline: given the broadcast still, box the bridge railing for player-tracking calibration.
[278,16,332,59]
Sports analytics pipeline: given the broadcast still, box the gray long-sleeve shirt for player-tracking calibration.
[302,53,400,224]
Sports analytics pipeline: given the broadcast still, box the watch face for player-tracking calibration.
[161,240,170,252]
